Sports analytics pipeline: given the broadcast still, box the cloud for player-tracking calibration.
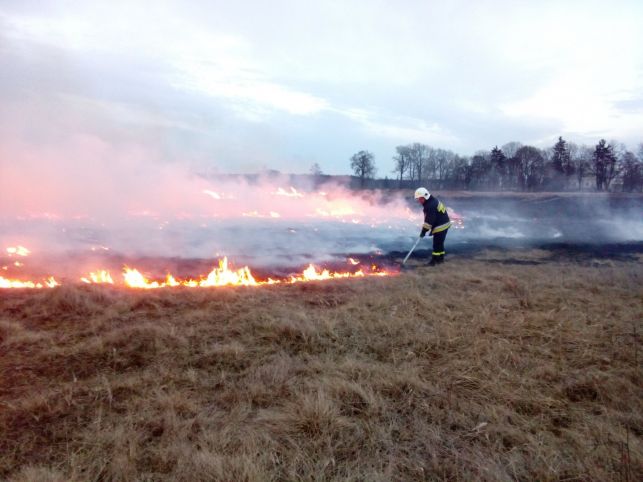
[1,0,642,174]
[337,108,456,145]
[172,63,330,117]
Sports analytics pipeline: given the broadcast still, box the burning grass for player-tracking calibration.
[1,252,642,481]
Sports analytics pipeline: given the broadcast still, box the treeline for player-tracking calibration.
[349,138,643,192]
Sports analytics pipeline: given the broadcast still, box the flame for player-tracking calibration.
[193,257,258,287]
[122,258,393,288]
[273,186,303,197]
[289,264,366,283]
[447,208,465,229]
[315,204,359,218]
[81,270,114,284]
[6,246,30,257]
[2,258,395,289]
[0,275,59,289]
[123,258,259,289]
[123,268,167,289]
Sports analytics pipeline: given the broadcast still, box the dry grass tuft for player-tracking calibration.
[1,251,641,481]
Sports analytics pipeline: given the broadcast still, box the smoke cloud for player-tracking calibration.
[1,138,419,269]
[2,128,641,279]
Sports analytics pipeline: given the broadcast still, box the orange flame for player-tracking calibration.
[81,270,114,284]
[289,264,365,283]
[123,257,259,289]
[0,276,59,289]
[1,258,395,289]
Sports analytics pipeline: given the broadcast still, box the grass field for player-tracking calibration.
[1,250,642,481]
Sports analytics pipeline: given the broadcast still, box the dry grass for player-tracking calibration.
[1,252,642,481]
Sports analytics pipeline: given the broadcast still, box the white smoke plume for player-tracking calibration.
[1,137,419,270]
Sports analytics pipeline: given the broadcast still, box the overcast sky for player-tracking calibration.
[1,0,642,175]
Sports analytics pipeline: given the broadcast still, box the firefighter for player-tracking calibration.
[414,187,451,266]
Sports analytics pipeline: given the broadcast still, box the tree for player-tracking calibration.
[592,139,617,191]
[449,155,471,190]
[435,148,456,186]
[408,143,430,182]
[563,142,577,188]
[489,146,507,189]
[470,152,491,189]
[392,145,411,187]
[551,137,569,175]
[501,141,523,159]
[514,146,545,191]
[350,150,376,188]
[549,136,570,190]
[309,163,323,176]
[621,150,642,192]
[572,145,592,191]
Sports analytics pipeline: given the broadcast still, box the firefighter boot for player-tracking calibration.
[428,255,440,267]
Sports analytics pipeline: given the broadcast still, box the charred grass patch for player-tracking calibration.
[1,254,642,481]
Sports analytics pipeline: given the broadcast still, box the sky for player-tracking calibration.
[1,0,642,176]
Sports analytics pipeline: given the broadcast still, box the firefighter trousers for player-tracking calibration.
[432,228,448,261]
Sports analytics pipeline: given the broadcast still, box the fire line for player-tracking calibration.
[1,257,396,289]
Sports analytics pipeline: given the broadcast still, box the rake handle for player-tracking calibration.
[402,237,422,265]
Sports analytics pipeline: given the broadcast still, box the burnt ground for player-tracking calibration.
[2,193,642,280]
[384,241,643,267]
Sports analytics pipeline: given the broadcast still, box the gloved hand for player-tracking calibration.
[420,229,427,238]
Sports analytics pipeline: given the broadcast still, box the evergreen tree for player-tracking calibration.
[551,137,569,175]
[489,146,507,189]
[593,139,616,191]
[548,136,570,190]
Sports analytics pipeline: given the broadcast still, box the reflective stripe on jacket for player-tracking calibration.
[422,195,451,235]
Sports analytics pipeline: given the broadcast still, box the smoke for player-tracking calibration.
[443,194,643,248]
[2,125,642,277]
[0,137,419,269]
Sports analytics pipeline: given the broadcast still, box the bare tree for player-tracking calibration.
[621,150,642,192]
[514,146,545,191]
[409,143,430,182]
[392,145,411,187]
[350,150,376,188]
[435,148,455,186]
[449,155,472,189]
[572,145,593,191]
[501,141,523,159]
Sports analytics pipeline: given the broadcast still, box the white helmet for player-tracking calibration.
[414,187,430,200]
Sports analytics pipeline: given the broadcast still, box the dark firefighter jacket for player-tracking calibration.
[421,195,451,237]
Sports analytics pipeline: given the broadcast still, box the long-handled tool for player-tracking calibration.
[402,237,422,266]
